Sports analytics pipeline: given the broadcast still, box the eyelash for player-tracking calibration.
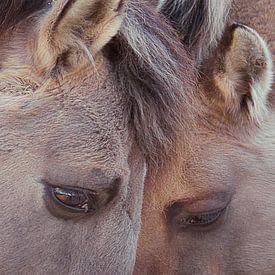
[178,208,226,228]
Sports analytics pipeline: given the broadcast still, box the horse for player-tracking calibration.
[0,0,196,273]
[135,0,275,273]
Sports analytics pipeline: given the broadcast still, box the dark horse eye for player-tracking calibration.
[50,186,97,213]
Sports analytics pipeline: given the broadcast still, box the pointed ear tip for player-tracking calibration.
[232,23,272,60]
[228,23,273,83]
[213,24,273,124]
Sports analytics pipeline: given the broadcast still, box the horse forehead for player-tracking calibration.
[0,55,122,115]
[0,85,126,153]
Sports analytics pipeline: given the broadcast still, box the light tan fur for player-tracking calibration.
[211,25,273,125]
[0,0,196,273]
[36,0,124,75]
[135,23,275,274]
[232,0,275,106]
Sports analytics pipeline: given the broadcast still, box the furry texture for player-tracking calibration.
[0,0,195,273]
[0,0,195,166]
[159,0,232,63]
[0,1,197,273]
[109,1,195,164]
[135,24,275,274]
[232,0,275,105]
[35,0,125,75]
[0,0,46,31]
[201,24,273,129]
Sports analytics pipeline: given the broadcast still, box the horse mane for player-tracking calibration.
[108,1,195,165]
[159,0,232,63]
[0,0,195,166]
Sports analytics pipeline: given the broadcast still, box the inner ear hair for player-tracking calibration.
[202,23,273,126]
[35,0,125,76]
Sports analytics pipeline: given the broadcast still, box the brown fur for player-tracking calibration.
[232,0,275,56]
[158,0,232,63]
[231,0,275,105]
[0,0,46,31]
[0,0,195,166]
[0,1,195,273]
[109,1,195,164]
[135,5,275,274]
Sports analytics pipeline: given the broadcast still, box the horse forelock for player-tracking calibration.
[108,1,196,167]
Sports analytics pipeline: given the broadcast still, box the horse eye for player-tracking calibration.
[50,186,97,213]
[179,208,226,228]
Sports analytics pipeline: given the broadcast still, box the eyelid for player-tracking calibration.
[165,191,233,230]
[168,190,234,214]
[182,199,229,214]
[178,207,227,228]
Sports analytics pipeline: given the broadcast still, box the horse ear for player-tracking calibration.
[205,24,273,125]
[35,0,125,74]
